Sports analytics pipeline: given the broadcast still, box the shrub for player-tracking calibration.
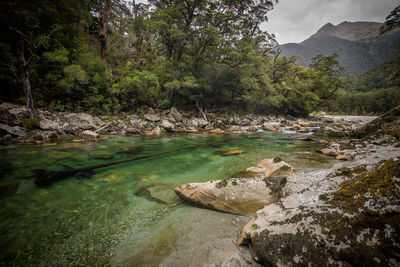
[21,118,40,129]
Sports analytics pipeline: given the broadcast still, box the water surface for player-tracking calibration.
[0,132,335,265]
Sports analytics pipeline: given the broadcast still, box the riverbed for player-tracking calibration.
[0,132,336,265]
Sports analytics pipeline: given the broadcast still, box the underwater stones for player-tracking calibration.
[208,128,225,134]
[135,183,175,205]
[213,149,244,156]
[91,150,114,159]
[94,173,124,184]
[174,177,287,215]
[246,158,295,178]
[0,181,21,199]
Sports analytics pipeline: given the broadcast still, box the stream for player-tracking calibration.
[0,132,336,265]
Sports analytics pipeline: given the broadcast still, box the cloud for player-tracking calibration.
[263,0,399,44]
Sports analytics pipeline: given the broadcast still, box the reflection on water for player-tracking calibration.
[0,132,335,265]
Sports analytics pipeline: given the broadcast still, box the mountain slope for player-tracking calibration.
[279,21,400,76]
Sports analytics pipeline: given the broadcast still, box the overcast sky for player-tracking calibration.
[264,0,399,44]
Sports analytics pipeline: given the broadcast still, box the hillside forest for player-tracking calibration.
[0,0,399,118]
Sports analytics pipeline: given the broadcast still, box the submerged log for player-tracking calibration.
[32,141,220,186]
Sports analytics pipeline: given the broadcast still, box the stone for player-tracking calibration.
[213,149,244,156]
[190,118,208,128]
[82,130,99,138]
[168,107,183,122]
[319,148,339,156]
[39,119,61,131]
[297,127,309,133]
[0,123,26,137]
[255,157,296,177]
[208,128,225,134]
[145,127,162,136]
[161,119,174,130]
[91,150,114,159]
[135,182,176,205]
[174,177,287,215]
[336,154,351,160]
[64,113,103,130]
[262,122,280,132]
[0,103,29,125]
[144,113,160,122]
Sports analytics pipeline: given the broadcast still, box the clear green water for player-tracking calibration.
[0,132,335,265]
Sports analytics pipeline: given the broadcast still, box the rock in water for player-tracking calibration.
[213,149,244,156]
[246,157,296,177]
[174,177,287,215]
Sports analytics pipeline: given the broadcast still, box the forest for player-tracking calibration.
[0,0,399,118]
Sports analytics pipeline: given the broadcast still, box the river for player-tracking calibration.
[0,132,335,265]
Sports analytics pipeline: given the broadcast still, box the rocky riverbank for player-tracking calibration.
[0,102,377,144]
[173,106,400,266]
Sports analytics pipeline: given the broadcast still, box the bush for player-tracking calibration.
[21,118,40,129]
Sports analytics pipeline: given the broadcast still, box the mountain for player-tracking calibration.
[279,21,400,77]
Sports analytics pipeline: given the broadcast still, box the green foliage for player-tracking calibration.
[3,0,387,118]
[21,118,40,129]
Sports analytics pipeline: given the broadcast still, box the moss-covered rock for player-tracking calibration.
[243,159,400,266]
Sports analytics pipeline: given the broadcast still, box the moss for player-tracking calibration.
[330,158,400,213]
[251,223,260,230]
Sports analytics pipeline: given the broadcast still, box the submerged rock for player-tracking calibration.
[246,157,296,178]
[213,149,244,156]
[174,177,287,215]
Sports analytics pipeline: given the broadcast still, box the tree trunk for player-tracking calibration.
[18,39,36,118]
[48,99,56,112]
[99,0,112,73]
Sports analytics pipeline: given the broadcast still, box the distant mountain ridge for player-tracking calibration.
[279,21,400,76]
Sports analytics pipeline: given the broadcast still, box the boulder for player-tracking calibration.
[246,157,295,178]
[64,113,103,130]
[39,119,61,131]
[161,119,174,130]
[190,118,208,128]
[174,177,287,215]
[0,103,29,125]
[168,107,183,122]
[0,123,26,137]
[144,113,160,122]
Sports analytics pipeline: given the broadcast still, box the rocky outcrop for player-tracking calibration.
[175,177,287,215]
[63,113,104,130]
[241,155,400,266]
[246,157,296,178]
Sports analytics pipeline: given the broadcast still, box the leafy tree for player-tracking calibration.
[381,5,400,34]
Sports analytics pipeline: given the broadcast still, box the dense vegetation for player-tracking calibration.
[0,1,398,118]
[329,47,400,115]
[0,0,350,118]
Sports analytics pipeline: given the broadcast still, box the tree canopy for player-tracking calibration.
[0,0,349,117]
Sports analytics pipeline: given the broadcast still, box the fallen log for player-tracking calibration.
[32,141,221,186]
